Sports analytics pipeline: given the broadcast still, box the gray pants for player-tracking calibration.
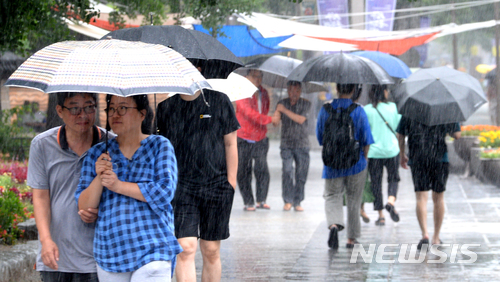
[281,147,310,206]
[324,168,367,239]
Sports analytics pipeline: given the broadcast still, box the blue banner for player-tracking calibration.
[316,0,349,28]
[365,0,397,31]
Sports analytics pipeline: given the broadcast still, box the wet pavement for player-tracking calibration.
[189,103,500,281]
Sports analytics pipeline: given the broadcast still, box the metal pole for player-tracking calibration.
[452,1,458,70]
[495,2,500,125]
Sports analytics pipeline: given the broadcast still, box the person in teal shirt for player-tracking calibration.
[363,85,401,226]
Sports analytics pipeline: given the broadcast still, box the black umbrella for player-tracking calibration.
[287,52,394,85]
[102,25,243,79]
[240,55,327,93]
[397,66,487,126]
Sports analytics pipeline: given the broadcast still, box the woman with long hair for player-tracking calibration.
[363,85,402,226]
[75,94,182,281]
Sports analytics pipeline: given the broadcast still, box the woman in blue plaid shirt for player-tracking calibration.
[75,94,182,281]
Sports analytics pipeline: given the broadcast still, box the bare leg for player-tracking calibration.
[432,191,445,244]
[199,239,222,282]
[176,237,198,282]
[416,191,430,240]
[387,195,396,205]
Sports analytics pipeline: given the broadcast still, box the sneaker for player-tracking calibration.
[346,239,359,249]
[328,226,339,249]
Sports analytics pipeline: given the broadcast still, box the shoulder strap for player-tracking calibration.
[346,103,358,114]
[374,106,396,136]
[323,103,334,115]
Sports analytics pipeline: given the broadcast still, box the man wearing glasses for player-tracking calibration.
[28,92,111,282]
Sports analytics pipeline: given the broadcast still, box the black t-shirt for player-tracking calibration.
[156,90,240,188]
[396,116,460,163]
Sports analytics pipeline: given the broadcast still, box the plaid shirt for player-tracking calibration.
[75,135,182,273]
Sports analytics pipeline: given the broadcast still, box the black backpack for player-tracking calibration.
[321,103,360,169]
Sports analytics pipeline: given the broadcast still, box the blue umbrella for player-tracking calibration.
[352,51,411,79]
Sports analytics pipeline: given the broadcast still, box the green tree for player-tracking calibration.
[178,0,263,37]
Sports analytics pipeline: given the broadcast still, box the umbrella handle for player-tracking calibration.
[196,82,210,107]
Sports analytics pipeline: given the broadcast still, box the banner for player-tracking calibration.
[316,0,349,28]
[365,0,397,31]
[414,16,431,66]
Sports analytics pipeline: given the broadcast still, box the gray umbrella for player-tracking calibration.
[287,52,394,85]
[103,25,243,79]
[238,55,327,93]
[396,66,487,126]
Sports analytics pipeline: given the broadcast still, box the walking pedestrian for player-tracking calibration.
[350,85,374,224]
[155,88,240,282]
[76,94,182,281]
[273,81,311,211]
[396,116,461,249]
[363,85,402,226]
[316,83,374,249]
[236,69,279,211]
[28,92,107,282]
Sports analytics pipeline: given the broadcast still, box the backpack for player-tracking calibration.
[321,103,360,169]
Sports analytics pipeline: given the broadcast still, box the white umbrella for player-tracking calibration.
[207,73,257,102]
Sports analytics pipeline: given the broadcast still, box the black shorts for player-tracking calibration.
[172,181,235,241]
[410,162,449,193]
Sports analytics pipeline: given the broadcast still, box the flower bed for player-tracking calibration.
[0,162,33,245]
[479,131,500,148]
[461,125,500,136]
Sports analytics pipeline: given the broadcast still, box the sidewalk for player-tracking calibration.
[192,138,500,281]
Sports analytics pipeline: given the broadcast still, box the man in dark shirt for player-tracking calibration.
[396,116,461,250]
[156,89,240,281]
[273,81,311,211]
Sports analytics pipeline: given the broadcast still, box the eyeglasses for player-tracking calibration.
[62,105,96,115]
[104,106,138,117]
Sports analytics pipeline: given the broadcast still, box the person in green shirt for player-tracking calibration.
[363,85,401,226]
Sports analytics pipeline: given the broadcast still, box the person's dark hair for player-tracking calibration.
[351,85,362,102]
[56,92,97,107]
[246,69,262,76]
[369,84,388,107]
[336,84,356,95]
[105,94,153,134]
[287,80,302,88]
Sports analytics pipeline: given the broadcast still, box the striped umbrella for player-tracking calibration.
[4,39,211,96]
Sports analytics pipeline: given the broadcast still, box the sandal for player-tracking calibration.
[417,238,429,250]
[283,203,292,211]
[256,202,271,209]
[375,217,385,226]
[294,206,304,212]
[385,203,400,222]
[244,205,256,211]
[360,211,370,223]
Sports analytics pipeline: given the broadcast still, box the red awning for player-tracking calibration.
[89,17,140,31]
[307,32,440,56]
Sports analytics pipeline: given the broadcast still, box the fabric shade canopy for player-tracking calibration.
[192,25,292,57]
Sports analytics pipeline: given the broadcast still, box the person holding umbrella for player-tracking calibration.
[363,85,401,226]
[396,116,461,249]
[76,94,182,281]
[272,81,311,211]
[28,92,106,282]
[236,69,279,211]
[316,83,374,249]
